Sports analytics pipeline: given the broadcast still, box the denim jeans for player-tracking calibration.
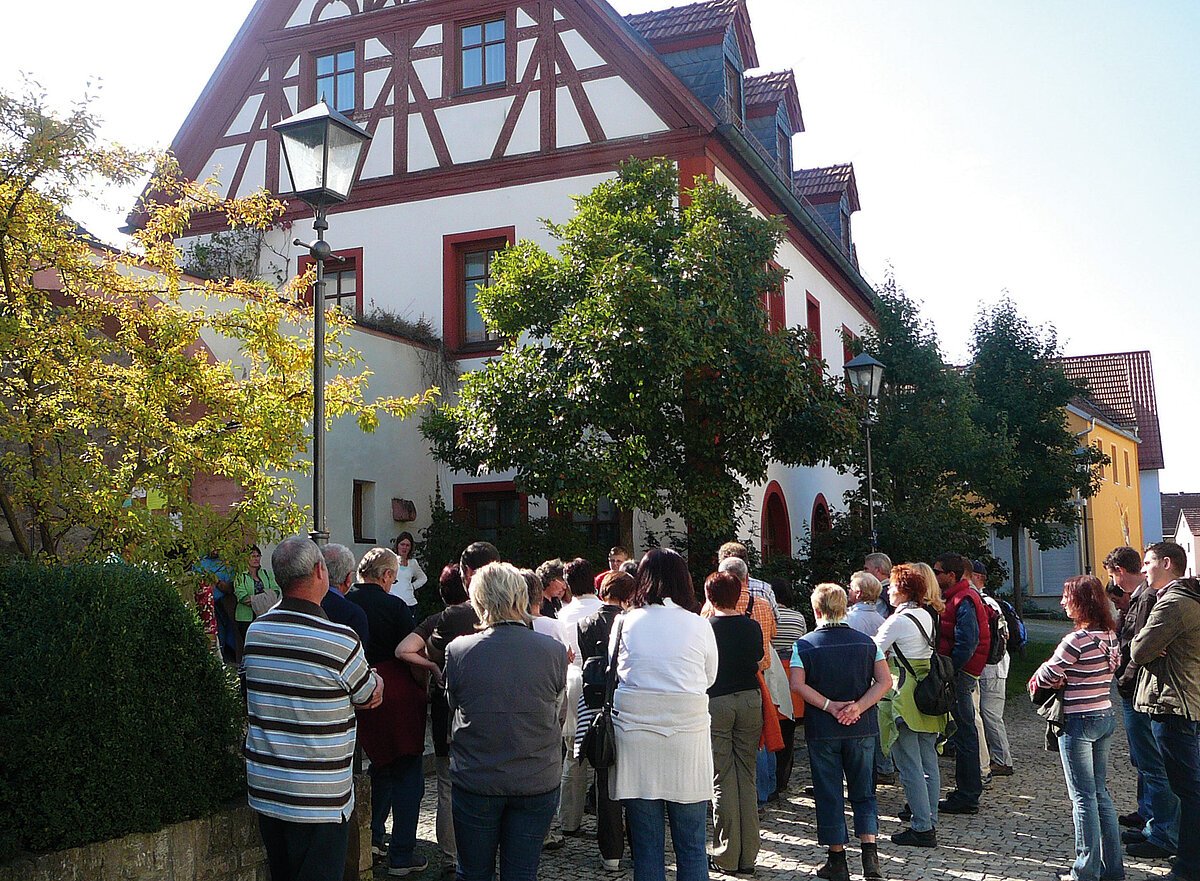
[451,785,559,881]
[1121,698,1178,851]
[949,672,982,805]
[891,720,939,833]
[257,813,349,881]
[369,754,424,865]
[623,798,709,881]
[756,747,776,806]
[1152,715,1200,880]
[807,737,878,845]
[979,673,1012,767]
[1059,711,1123,881]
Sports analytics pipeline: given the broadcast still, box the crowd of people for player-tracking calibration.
[233,532,1200,881]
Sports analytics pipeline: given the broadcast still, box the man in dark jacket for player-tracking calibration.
[1107,546,1178,858]
[1131,541,1200,881]
[934,552,990,814]
[321,543,371,644]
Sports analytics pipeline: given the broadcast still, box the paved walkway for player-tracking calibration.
[393,695,1166,881]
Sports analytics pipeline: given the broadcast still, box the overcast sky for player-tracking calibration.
[6,0,1198,490]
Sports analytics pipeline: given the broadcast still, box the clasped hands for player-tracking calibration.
[826,699,862,725]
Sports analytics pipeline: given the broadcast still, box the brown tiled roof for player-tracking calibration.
[1162,493,1200,538]
[793,164,860,211]
[1069,395,1130,430]
[625,0,758,66]
[1182,509,1200,536]
[1058,351,1164,470]
[744,70,804,131]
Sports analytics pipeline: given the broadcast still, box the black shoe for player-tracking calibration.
[861,842,885,881]
[804,785,816,796]
[875,772,897,786]
[1127,840,1176,859]
[1119,811,1147,828]
[736,867,757,876]
[892,827,937,848]
[1122,829,1147,845]
[816,851,850,881]
[710,857,733,875]
[938,797,979,814]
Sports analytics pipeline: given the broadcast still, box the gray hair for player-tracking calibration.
[850,570,883,603]
[272,536,323,592]
[322,543,356,587]
[470,562,530,627]
[357,547,399,583]
[864,552,893,576]
[718,556,749,583]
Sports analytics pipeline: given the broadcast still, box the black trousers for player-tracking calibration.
[775,717,798,793]
[257,813,349,881]
[596,766,626,861]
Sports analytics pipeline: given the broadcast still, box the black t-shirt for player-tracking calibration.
[709,615,764,698]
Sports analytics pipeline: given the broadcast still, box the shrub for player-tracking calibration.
[0,562,244,861]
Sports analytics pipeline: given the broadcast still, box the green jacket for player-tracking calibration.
[1131,578,1200,720]
[233,568,280,622]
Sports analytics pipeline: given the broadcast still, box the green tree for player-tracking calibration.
[0,83,434,570]
[423,158,857,565]
[968,296,1105,612]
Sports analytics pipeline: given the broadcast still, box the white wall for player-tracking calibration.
[1171,512,1197,577]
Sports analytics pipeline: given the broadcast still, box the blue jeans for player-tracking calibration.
[807,737,878,845]
[756,748,776,806]
[891,720,939,832]
[874,735,895,776]
[451,785,559,881]
[1121,697,1179,851]
[370,755,424,865]
[1059,711,1123,881]
[949,672,982,805]
[1152,715,1200,880]
[623,798,709,881]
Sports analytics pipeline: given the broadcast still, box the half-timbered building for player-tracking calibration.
[166,0,878,559]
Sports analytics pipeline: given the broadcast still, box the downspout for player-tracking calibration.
[1075,418,1096,574]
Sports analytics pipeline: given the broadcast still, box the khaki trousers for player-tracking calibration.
[709,688,763,872]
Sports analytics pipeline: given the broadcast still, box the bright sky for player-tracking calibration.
[6,0,1198,490]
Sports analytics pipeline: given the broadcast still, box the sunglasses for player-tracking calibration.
[1105,584,1126,598]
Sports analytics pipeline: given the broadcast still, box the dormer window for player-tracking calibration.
[316,49,355,113]
[460,18,506,90]
[724,60,743,121]
[777,127,791,175]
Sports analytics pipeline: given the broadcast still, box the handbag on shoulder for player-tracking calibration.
[580,617,624,769]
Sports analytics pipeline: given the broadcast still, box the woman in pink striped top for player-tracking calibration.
[1034,576,1123,881]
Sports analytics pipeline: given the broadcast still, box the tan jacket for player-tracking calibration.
[1131,578,1200,720]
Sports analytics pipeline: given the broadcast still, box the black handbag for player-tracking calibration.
[580,617,623,769]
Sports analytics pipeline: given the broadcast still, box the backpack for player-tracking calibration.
[985,600,1008,666]
[999,598,1028,658]
[893,608,955,717]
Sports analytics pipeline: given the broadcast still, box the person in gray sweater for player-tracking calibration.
[446,562,568,881]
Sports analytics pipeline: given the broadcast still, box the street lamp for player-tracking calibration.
[844,352,885,550]
[274,101,372,545]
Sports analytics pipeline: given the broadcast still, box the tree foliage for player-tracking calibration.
[422,158,857,551]
[968,296,1106,609]
[0,83,435,570]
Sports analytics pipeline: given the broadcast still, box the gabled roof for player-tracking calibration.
[1058,351,1164,471]
[626,0,759,68]
[1163,493,1200,537]
[1181,508,1200,536]
[793,164,860,212]
[743,70,804,132]
[1069,395,1134,434]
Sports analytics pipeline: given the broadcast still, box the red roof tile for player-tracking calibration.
[1058,351,1164,471]
[744,70,804,131]
[793,164,860,211]
[625,0,758,67]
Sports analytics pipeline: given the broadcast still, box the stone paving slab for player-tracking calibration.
[384,696,1169,881]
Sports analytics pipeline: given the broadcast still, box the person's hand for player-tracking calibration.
[825,700,852,717]
[836,702,862,725]
[567,647,576,664]
[362,674,384,709]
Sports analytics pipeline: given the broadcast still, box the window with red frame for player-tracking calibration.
[444,228,515,353]
[842,325,858,368]
[570,497,622,549]
[298,248,363,318]
[454,483,526,545]
[806,294,822,361]
[459,18,506,91]
[760,263,786,333]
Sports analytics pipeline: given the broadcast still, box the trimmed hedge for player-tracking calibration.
[0,562,244,862]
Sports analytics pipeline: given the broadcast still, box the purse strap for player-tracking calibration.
[603,617,625,710]
[892,608,938,678]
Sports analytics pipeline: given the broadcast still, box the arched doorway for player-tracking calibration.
[811,493,832,536]
[761,482,792,560]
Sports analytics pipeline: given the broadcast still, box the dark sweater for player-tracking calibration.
[709,615,764,698]
[346,583,416,664]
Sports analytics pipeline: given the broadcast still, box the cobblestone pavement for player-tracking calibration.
[387,697,1167,881]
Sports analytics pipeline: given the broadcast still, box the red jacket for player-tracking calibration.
[938,579,991,677]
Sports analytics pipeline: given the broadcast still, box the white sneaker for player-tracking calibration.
[603,858,621,872]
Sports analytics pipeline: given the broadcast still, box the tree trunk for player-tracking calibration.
[1010,525,1023,616]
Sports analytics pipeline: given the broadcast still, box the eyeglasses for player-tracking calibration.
[932,568,946,575]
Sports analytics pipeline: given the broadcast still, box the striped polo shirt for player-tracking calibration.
[1034,628,1119,715]
[243,597,377,823]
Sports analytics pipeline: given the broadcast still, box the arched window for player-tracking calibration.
[811,493,832,536]
[761,481,791,560]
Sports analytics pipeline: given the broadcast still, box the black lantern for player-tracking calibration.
[844,352,885,401]
[275,101,371,208]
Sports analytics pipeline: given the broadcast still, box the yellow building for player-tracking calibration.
[1068,401,1143,575]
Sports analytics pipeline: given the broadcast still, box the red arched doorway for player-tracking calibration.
[761,481,792,560]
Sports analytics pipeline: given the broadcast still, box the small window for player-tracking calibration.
[461,18,506,90]
[760,262,785,333]
[462,247,503,344]
[444,228,515,353]
[777,127,791,175]
[1124,450,1132,486]
[1095,440,1105,480]
[455,484,525,545]
[1111,444,1118,483]
[316,49,355,113]
[299,248,363,318]
[353,480,376,544]
[724,60,743,121]
[842,325,857,371]
[570,497,622,549]
[806,293,822,361]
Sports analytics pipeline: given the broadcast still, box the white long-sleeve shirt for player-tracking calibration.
[393,558,427,606]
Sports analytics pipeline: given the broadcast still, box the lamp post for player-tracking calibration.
[274,101,372,545]
[844,352,885,550]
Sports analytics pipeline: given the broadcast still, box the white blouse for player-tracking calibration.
[611,599,718,694]
[874,602,939,662]
[393,558,427,606]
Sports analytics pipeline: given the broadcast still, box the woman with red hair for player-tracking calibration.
[1033,576,1122,881]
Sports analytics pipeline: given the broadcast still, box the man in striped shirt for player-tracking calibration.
[244,536,382,881]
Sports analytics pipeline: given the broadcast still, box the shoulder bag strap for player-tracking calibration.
[603,617,625,710]
[900,609,937,650]
[745,593,755,617]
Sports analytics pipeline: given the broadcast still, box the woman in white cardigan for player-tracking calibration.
[391,531,427,608]
[610,548,718,881]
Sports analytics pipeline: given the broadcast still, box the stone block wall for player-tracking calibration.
[0,776,372,881]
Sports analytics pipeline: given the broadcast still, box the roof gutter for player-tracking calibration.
[715,123,877,315]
